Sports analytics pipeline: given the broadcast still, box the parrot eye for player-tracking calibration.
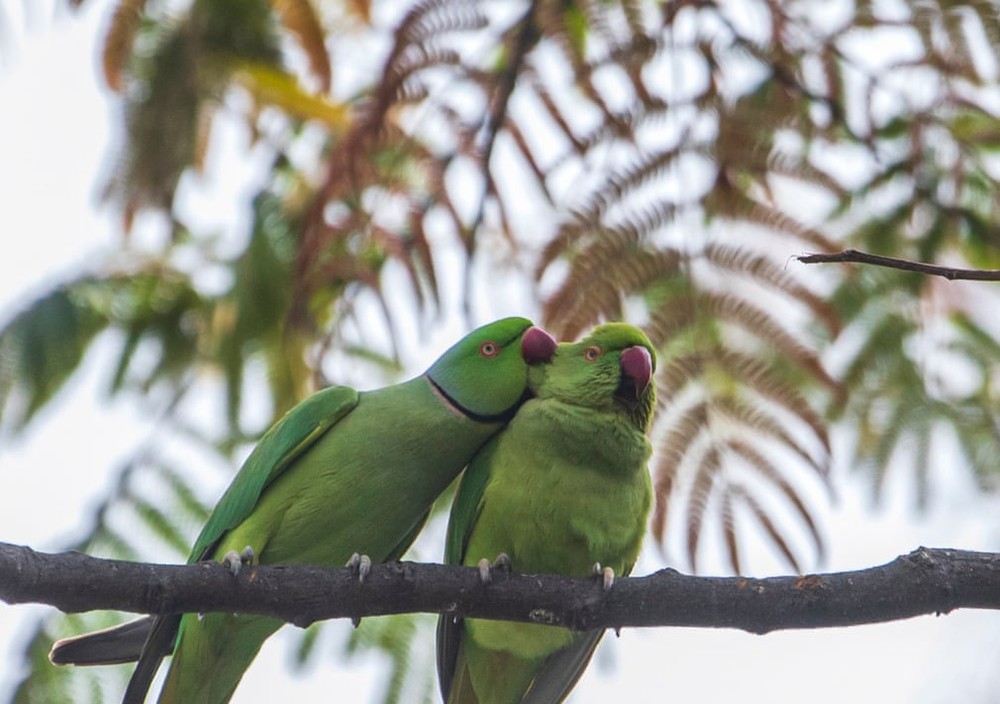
[584,346,601,361]
[479,341,500,358]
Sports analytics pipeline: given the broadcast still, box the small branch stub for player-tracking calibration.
[798,249,1000,281]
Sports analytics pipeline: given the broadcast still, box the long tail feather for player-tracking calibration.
[122,613,183,704]
[49,616,158,666]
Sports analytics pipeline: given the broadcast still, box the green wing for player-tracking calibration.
[188,385,359,563]
[120,385,359,704]
[436,436,496,699]
[521,631,604,704]
[520,556,642,703]
[443,440,496,565]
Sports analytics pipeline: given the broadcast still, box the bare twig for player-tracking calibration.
[798,249,1000,281]
[2,542,999,635]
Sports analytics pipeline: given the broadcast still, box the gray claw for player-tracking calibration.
[346,553,372,628]
[592,562,615,591]
[223,546,255,576]
[478,554,512,584]
[347,553,372,584]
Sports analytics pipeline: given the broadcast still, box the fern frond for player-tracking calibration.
[396,0,487,45]
[651,400,707,542]
[570,145,689,230]
[733,485,802,572]
[712,394,827,479]
[701,291,839,391]
[523,66,587,155]
[728,438,825,562]
[719,486,741,575]
[685,445,721,569]
[543,246,682,339]
[713,348,831,455]
[656,351,702,405]
[705,244,841,337]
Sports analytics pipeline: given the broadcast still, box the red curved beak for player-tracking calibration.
[521,326,557,364]
[620,346,653,397]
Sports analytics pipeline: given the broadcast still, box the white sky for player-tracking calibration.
[1,2,1000,703]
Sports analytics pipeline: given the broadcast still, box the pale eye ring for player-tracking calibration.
[584,346,601,361]
[480,341,500,358]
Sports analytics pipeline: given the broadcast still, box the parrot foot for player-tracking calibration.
[477,553,511,584]
[223,546,255,576]
[346,553,372,628]
[347,553,372,584]
[592,562,615,591]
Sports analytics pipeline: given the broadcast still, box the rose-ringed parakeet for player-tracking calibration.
[436,322,656,704]
[50,317,557,704]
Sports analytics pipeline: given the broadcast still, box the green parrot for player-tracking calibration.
[50,317,557,704]
[436,322,656,704]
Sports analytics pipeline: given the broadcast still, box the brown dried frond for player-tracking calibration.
[645,298,699,358]
[713,348,831,457]
[522,67,588,155]
[532,0,586,71]
[701,291,839,391]
[657,350,703,404]
[932,3,979,82]
[967,3,1000,73]
[705,243,841,337]
[652,355,828,572]
[407,205,439,304]
[543,242,681,339]
[651,400,708,542]
[731,485,803,573]
[269,0,331,91]
[504,120,556,204]
[685,445,721,569]
[575,145,690,227]
[396,0,487,45]
[101,0,148,91]
[707,179,839,252]
[712,393,827,479]
[538,194,683,282]
[720,487,741,575]
[360,0,487,147]
[380,46,464,107]
[727,438,825,562]
[767,150,848,199]
[542,262,622,341]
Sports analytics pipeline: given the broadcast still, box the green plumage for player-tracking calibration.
[50,317,556,704]
[437,323,657,704]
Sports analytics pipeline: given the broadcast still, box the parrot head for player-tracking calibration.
[532,322,657,431]
[426,317,557,422]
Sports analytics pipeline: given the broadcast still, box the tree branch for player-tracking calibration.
[1,542,998,635]
[798,249,1000,281]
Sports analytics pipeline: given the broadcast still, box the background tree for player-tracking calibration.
[2,0,1000,702]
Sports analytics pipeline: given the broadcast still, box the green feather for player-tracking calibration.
[437,323,656,704]
[50,317,551,704]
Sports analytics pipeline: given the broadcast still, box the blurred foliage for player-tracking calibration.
[5,0,1000,701]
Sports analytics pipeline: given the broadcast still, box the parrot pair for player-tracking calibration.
[50,318,657,704]
[437,322,656,704]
